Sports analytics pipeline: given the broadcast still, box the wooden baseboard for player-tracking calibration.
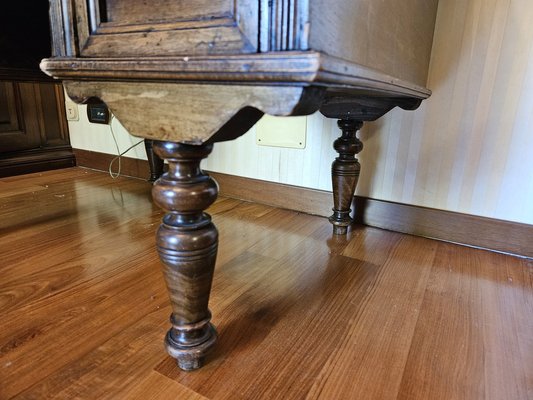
[0,148,76,178]
[73,148,152,181]
[74,148,533,258]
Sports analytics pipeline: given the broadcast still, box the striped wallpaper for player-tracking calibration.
[68,0,533,225]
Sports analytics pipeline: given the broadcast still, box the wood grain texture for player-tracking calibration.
[82,26,256,58]
[48,0,69,57]
[44,0,436,95]
[309,0,439,86]
[41,52,431,99]
[396,245,533,400]
[63,81,309,143]
[0,168,531,399]
[103,0,233,25]
[73,0,260,57]
[73,149,533,259]
[119,371,209,400]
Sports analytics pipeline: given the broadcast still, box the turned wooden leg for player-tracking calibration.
[152,141,218,371]
[144,139,165,182]
[329,119,364,235]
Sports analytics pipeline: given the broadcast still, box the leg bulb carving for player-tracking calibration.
[152,141,218,370]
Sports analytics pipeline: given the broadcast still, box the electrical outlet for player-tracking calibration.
[87,102,110,124]
[256,115,307,149]
[65,102,79,121]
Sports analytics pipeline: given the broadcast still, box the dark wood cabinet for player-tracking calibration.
[0,80,75,177]
[0,79,74,177]
[0,3,75,177]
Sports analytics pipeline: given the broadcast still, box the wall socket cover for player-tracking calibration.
[65,101,79,121]
[256,115,307,149]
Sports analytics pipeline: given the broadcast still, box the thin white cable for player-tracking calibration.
[108,115,144,179]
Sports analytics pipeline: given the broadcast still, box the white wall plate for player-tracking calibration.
[256,115,307,149]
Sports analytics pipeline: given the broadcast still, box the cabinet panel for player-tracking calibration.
[0,82,41,152]
[49,0,313,58]
[37,83,70,146]
[0,82,22,133]
[103,0,233,25]
[74,0,258,57]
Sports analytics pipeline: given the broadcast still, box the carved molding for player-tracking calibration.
[41,52,431,99]
[260,0,309,51]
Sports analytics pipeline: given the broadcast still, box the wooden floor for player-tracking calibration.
[0,168,531,400]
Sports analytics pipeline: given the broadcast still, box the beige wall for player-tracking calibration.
[68,0,533,225]
[68,104,147,160]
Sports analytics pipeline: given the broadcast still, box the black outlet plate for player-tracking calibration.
[87,102,110,124]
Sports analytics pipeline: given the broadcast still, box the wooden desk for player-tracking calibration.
[41,0,439,370]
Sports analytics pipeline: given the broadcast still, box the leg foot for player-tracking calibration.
[165,322,217,370]
[152,141,218,371]
[332,225,348,236]
[329,119,363,235]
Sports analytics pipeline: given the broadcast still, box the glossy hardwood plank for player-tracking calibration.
[13,308,170,399]
[305,235,438,399]
[1,168,531,400]
[0,253,167,398]
[0,169,166,398]
[0,170,162,315]
[118,371,208,400]
[396,243,533,400]
[0,180,47,198]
